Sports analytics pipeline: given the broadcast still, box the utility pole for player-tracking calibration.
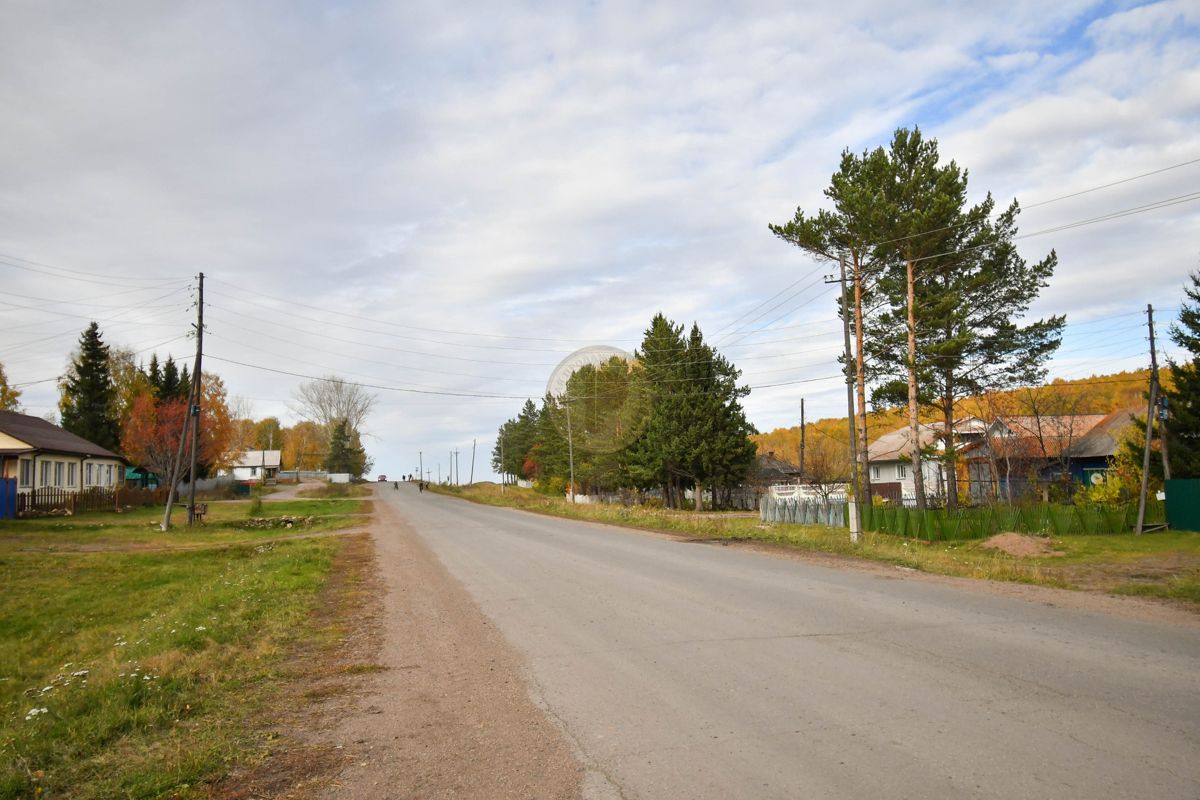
[499,435,505,493]
[1136,304,1165,534]
[851,251,871,505]
[799,399,806,481]
[186,272,205,525]
[419,451,423,484]
[159,366,194,530]
[827,256,861,542]
[566,400,576,503]
[470,439,476,485]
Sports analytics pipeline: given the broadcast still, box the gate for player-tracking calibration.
[0,478,14,520]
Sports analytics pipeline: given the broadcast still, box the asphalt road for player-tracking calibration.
[380,488,1200,800]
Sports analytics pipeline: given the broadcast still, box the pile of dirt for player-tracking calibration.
[980,532,1064,558]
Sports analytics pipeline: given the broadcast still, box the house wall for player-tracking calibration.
[13,454,124,494]
[0,431,29,449]
[868,459,946,499]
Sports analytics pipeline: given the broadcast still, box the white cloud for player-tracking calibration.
[0,1,1196,477]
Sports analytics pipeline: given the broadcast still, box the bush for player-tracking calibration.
[247,496,263,516]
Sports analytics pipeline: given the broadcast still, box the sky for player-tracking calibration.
[1,0,1198,482]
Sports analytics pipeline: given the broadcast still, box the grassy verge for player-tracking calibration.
[0,497,370,798]
[435,484,1200,602]
[0,503,367,553]
[296,483,372,499]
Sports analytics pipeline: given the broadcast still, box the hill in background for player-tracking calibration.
[751,369,1153,460]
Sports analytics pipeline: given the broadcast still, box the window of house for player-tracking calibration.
[104,465,113,486]
[870,465,881,481]
[85,463,94,486]
[54,461,64,487]
[250,466,258,476]
[67,463,76,487]
[896,464,908,479]
[40,460,51,487]
[19,458,33,487]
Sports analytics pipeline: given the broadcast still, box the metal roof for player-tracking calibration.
[0,410,125,461]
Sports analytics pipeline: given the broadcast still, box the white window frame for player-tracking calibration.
[67,462,77,487]
[896,464,908,480]
[870,465,881,481]
[85,463,94,486]
[40,460,51,488]
[19,458,33,487]
[54,461,64,487]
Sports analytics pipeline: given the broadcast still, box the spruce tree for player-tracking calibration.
[160,357,180,400]
[324,419,350,474]
[178,364,191,399]
[147,354,162,396]
[1165,270,1200,478]
[59,322,120,451]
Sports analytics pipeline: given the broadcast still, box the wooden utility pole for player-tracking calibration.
[1135,304,1159,534]
[186,272,205,525]
[851,251,871,504]
[905,256,926,510]
[834,255,861,541]
[470,439,476,485]
[566,401,576,504]
[799,399,806,480]
[160,273,202,531]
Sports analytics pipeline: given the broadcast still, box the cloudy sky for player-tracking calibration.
[1,0,1198,481]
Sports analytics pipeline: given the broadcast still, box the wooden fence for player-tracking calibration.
[16,486,171,515]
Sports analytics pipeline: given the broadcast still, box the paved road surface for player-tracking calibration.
[379,488,1200,799]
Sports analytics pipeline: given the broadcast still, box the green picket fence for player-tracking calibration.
[859,500,1166,541]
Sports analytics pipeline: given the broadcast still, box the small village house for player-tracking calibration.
[0,410,127,496]
[225,449,282,484]
[865,418,988,505]
[963,410,1137,502]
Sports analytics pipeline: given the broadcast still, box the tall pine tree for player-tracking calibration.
[1165,270,1200,478]
[60,322,120,451]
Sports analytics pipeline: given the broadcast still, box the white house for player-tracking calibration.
[226,450,282,484]
[0,410,126,495]
[866,418,988,504]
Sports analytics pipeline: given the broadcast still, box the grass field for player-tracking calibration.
[436,484,1200,604]
[0,496,369,799]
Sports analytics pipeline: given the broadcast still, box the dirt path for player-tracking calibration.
[298,490,582,798]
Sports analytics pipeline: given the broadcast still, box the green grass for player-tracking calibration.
[0,502,367,553]
[1113,572,1200,603]
[0,497,370,798]
[296,483,371,499]
[436,484,1200,601]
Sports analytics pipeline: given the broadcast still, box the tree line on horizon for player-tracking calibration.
[0,321,376,484]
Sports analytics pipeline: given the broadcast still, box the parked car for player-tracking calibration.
[377,474,387,482]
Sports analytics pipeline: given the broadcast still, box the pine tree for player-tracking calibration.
[59,322,120,451]
[1165,270,1200,478]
